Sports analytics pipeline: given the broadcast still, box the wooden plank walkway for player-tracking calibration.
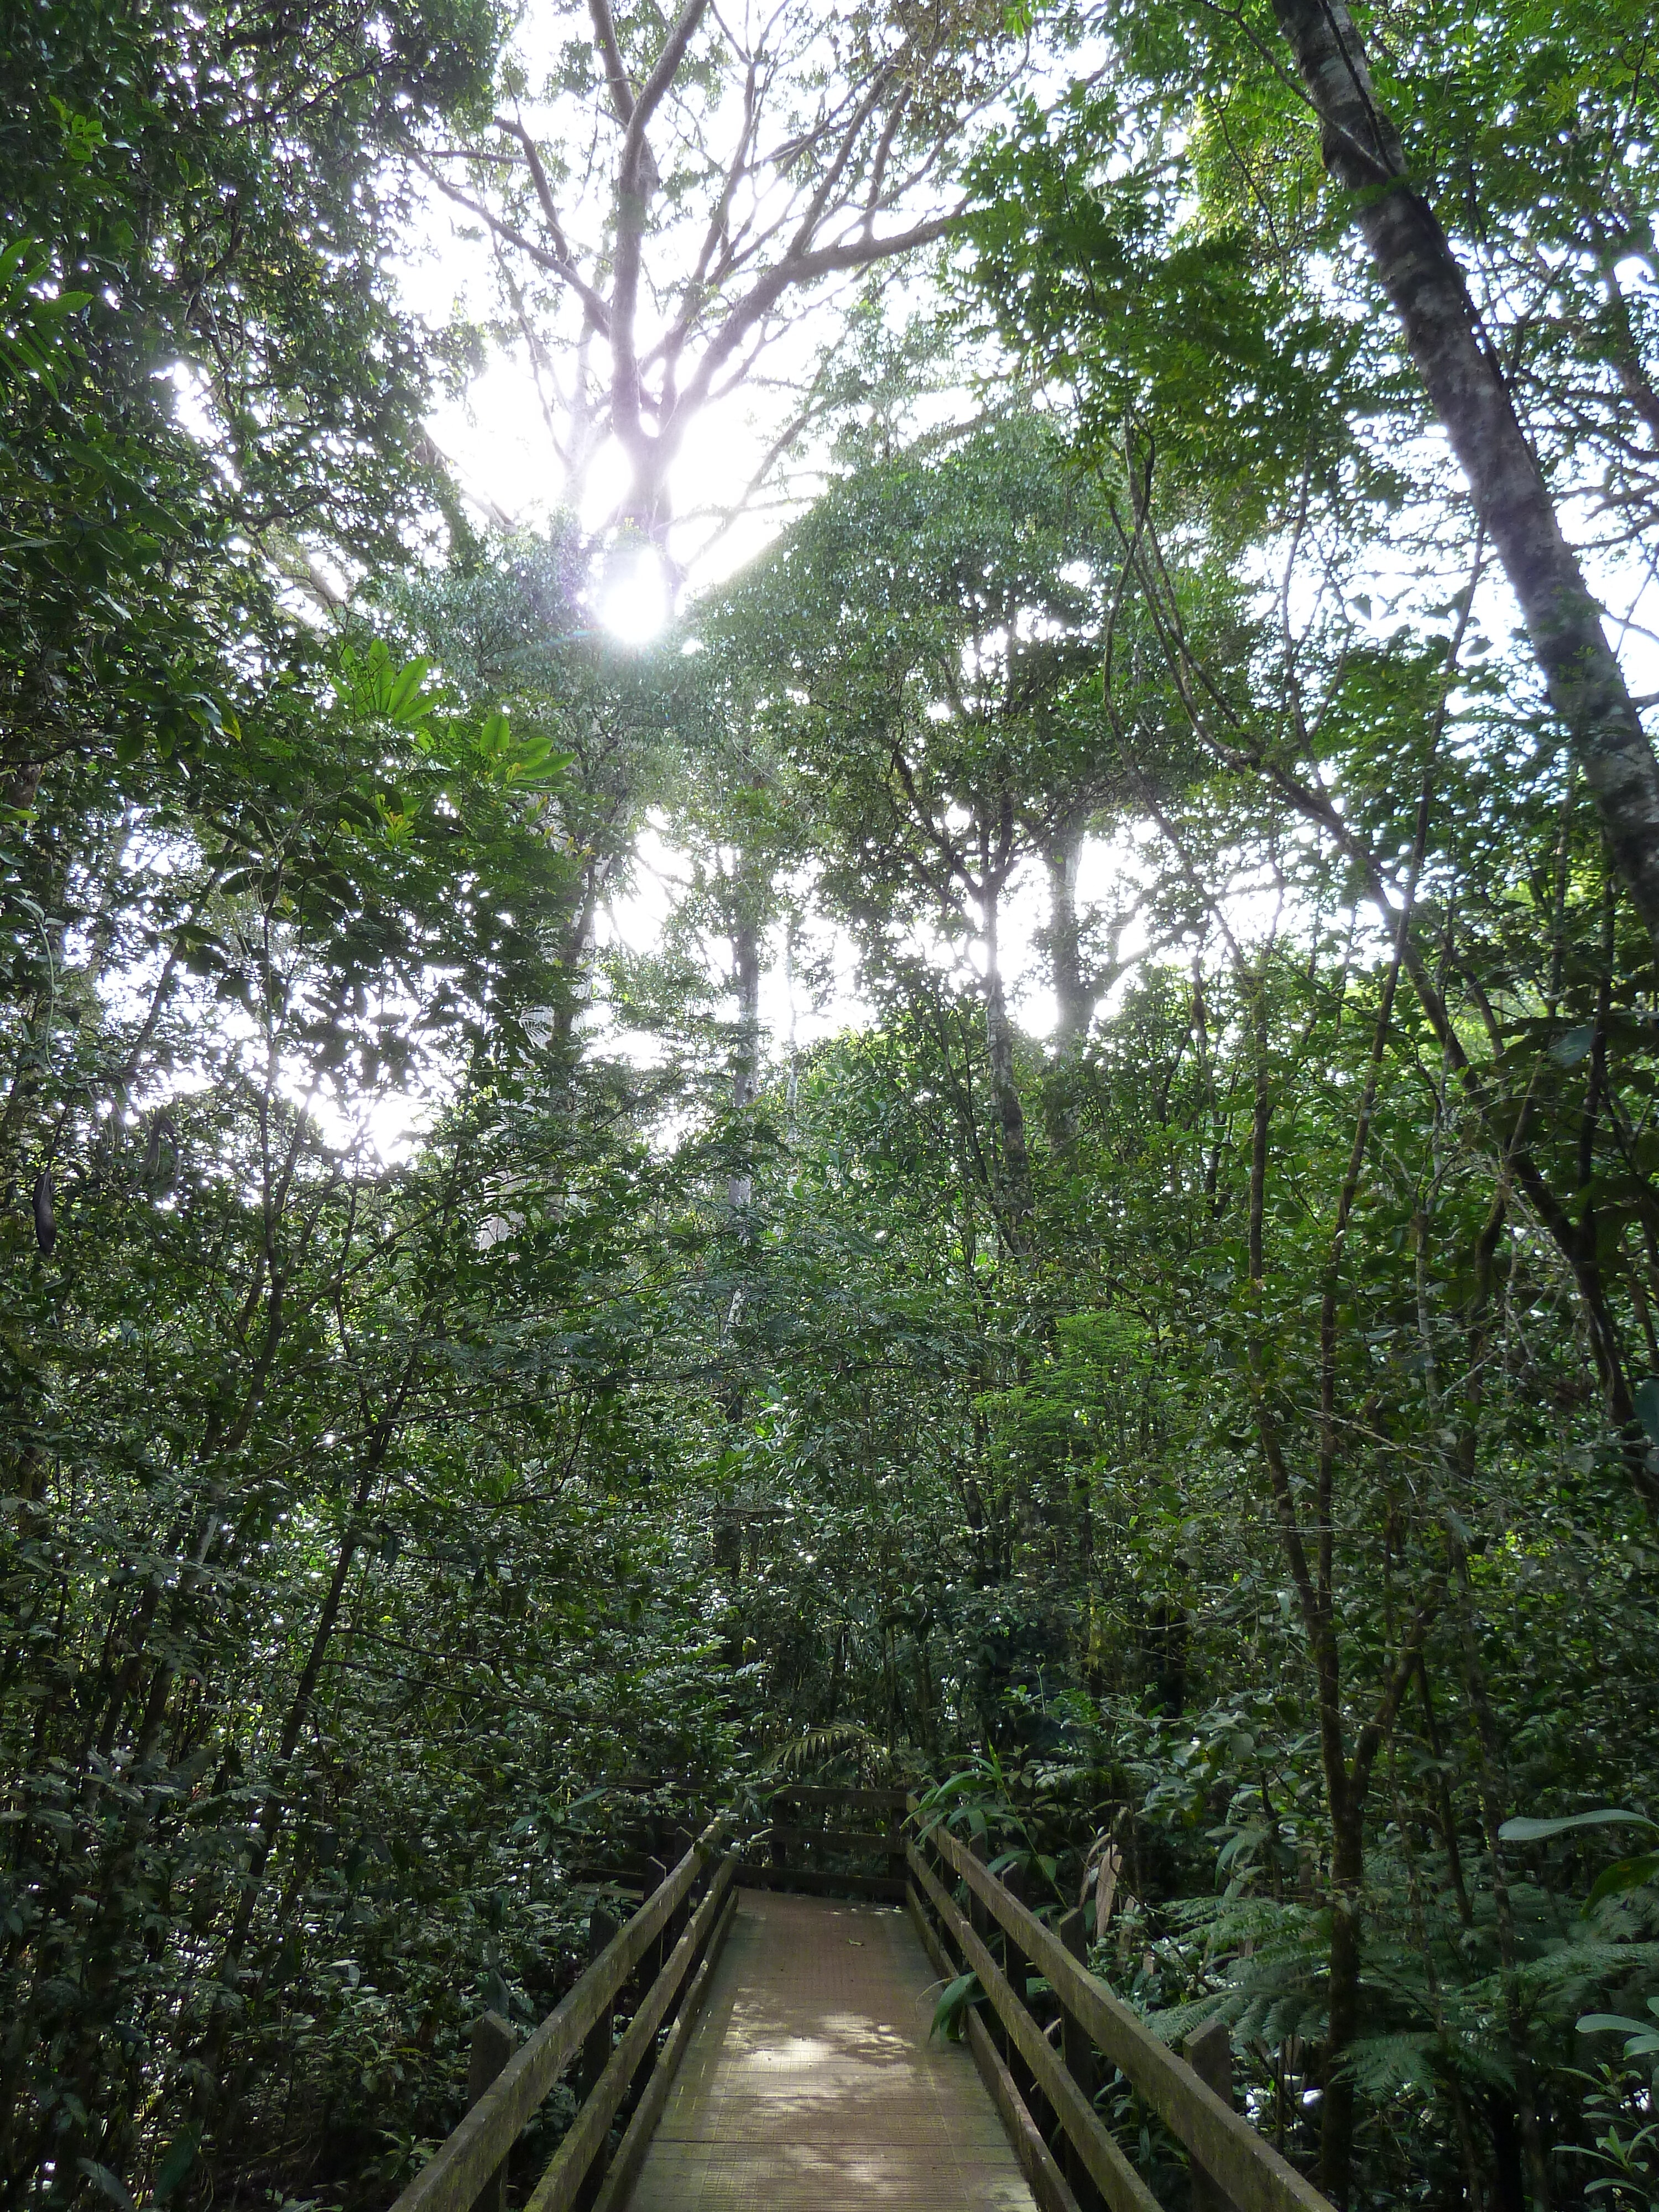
[621,1887,1039,2211]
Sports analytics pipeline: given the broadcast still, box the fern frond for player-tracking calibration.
[769,1723,894,1783]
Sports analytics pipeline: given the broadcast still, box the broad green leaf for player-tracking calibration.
[1499,1810,1659,1843]
[930,1971,980,2042]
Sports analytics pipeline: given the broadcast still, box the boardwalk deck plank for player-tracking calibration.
[622,1887,1039,2211]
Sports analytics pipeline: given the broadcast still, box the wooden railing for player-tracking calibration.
[739,1783,909,1901]
[388,1793,1333,2212]
[387,1818,734,2212]
[906,1812,1335,2212]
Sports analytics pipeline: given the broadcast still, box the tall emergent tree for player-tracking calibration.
[420,0,1020,552]
[9,3,1659,2211]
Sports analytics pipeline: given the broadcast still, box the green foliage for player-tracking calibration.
[7,0,1659,2206]
[930,1968,984,2042]
[959,92,1386,524]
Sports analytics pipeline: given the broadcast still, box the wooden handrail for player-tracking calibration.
[738,1785,907,1902]
[905,1871,1083,2212]
[588,1890,737,2212]
[910,1848,1157,2212]
[767,1822,895,1853]
[769,1785,910,1811]
[524,1855,738,2212]
[912,1822,1335,2212]
[387,1817,728,2212]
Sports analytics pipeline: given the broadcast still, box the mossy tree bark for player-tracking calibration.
[1271,0,1659,948]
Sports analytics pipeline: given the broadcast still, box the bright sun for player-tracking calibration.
[598,544,670,645]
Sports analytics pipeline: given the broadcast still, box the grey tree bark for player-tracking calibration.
[981,887,1034,1242]
[728,907,761,1215]
[1041,818,1092,1152]
[1043,818,1093,1052]
[1271,0,1659,948]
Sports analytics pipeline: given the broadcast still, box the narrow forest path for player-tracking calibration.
[620,1887,1036,2211]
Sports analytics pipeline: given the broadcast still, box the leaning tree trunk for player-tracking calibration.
[1271,0,1659,949]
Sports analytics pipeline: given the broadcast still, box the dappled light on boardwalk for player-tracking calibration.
[624,1890,1035,2211]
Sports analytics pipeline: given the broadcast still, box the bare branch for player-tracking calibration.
[628,0,712,160]
[671,207,961,434]
[611,1,713,474]
[418,159,613,337]
[587,0,637,125]
[786,65,896,260]
[493,116,609,338]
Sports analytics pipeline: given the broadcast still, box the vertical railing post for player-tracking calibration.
[966,1829,989,1939]
[466,2011,516,2212]
[578,1905,620,2205]
[966,1832,1006,2062]
[999,1863,1046,2130]
[1182,2018,1240,2212]
[886,1796,906,1892]
[1058,1908,1105,2212]
[769,1791,787,1882]
[645,1855,669,1973]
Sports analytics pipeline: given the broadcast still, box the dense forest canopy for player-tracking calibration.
[4,1,1659,2209]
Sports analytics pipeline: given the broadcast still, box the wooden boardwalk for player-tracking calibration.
[621,1887,1039,2211]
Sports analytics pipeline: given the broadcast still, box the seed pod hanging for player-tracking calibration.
[33,1168,55,1256]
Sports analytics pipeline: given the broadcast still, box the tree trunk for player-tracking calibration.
[1320,1804,1365,2206]
[732,911,760,1113]
[728,907,760,1215]
[553,863,604,1053]
[1271,0,1659,948]
[982,890,1034,1241]
[1044,822,1091,1150]
[1044,822,1092,1051]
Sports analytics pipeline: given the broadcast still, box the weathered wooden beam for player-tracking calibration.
[466,2014,515,2212]
[384,1819,727,2212]
[764,1824,896,1854]
[906,1883,1082,2212]
[909,1849,1160,2212]
[1184,2019,1241,2212]
[1058,1910,1104,2212]
[589,1887,738,2212]
[734,1863,906,1901]
[523,1855,737,2212]
[565,1860,658,1890]
[766,1786,909,1812]
[920,1829,1334,2212]
[578,1905,620,2197]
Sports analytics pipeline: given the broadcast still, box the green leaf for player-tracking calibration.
[77,2163,136,2212]
[1550,1025,1597,1067]
[152,2131,199,2201]
[1500,1809,1659,1843]
[930,1971,980,2042]
[1578,2012,1659,2059]
[1586,1851,1659,1907]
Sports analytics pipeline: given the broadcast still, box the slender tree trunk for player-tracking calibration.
[729,907,760,1209]
[1044,822,1092,1051]
[1044,821,1091,1149]
[554,865,603,1052]
[982,890,1034,1241]
[739,916,765,1106]
[1271,0,1659,947]
[1321,1801,1365,2205]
